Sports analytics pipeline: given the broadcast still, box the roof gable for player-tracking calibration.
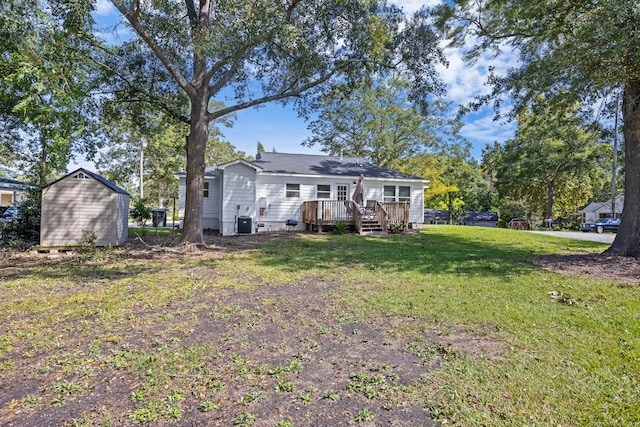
[218,158,262,171]
[45,168,129,195]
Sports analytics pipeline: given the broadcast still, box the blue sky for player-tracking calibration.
[73,0,517,170]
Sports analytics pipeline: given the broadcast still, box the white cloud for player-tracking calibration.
[460,108,516,157]
[392,0,442,14]
[94,0,116,16]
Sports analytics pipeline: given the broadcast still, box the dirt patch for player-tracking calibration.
[4,232,634,426]
[0,234,503,427]
[532,253,640,285]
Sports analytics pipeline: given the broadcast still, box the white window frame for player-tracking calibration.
[336,184,348,201]
[316,184,331,199]
[398,186,411,203]
[383,185,396,202]
[203,181,209,198]
[384,185,411,202]
[286,183,300,198]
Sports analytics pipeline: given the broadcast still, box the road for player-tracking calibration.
[528,230,615,244]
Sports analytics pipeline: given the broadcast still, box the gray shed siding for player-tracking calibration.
[41,173,129,246]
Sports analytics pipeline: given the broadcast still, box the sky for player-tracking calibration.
[72,0,517,171]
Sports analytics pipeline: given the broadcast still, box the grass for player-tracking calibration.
[1,226,639,425]
[128,226,180,238]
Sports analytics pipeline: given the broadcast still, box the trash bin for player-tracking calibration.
[151,208,167,227]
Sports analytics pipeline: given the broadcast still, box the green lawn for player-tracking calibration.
[1,226,638,426]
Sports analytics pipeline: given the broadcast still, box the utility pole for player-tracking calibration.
[612,93,619,218]
[140,140,144,200]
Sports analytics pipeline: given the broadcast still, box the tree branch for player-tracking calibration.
[93,56,190,124]
[207,62,351,121]
[111,1,197,99]
[287,0,302,23]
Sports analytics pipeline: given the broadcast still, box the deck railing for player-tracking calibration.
[302,200,355,226]
[382,201,410,225]
[302,200,409,233]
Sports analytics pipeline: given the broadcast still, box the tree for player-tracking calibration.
[303,74,459,168]
[493,96,606,221]
[98,109,248,207]
[393,146,489,222]
[436,0,640,256]
[102,1,444,244]
[1,0,102,187]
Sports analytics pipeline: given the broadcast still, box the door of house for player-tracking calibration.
[337,184,348,218]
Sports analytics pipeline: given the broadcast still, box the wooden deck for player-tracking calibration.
[302,200,409,234]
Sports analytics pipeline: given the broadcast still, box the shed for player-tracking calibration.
[41,169,129,246]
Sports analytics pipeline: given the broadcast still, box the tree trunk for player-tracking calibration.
[546,179,554,222]
[39,128,49,189]
[606,79,640,257]
[181,96,209,244]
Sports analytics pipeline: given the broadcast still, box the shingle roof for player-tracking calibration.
[44,168,129,195]
[581,194,624,213]
[0,177,27,191]
[252,152,426,180]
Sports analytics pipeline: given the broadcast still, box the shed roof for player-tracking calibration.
[45,168,129,195]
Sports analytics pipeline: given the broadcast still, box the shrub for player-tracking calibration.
[333,222,349,235]
[130,198,151,227]
[388,223,405,234]
[1,188,40,247]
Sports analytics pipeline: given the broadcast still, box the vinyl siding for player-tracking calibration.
[41,175,127,246]
[221,163,256,235]
[178,176,221,230]
[114,193,130,245]
[176,168,426,233]
[255,175,362,232]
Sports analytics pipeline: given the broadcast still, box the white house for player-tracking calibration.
[176,152,428,236]
[580,194,624,223]
[0,177,27,207]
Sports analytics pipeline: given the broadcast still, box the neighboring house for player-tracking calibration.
[0,176,27,207]
[580,194,624,223]
[176,152,428,236]
[41,169,130,246]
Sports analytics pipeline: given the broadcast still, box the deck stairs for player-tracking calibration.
[360,217,384,233]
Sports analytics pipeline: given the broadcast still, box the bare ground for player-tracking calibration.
[531,253,640,285]
[0,233,504,427]
[1,232,637,426]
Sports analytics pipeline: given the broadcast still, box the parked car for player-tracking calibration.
[580,217,620,233]
[0,207,19,223]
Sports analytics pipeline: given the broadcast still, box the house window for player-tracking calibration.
[384,185,411,202]
[383,185,396,202]
[73,173,88,179]
[399,186,410,202]
[286,183,300,198]
[337,184,347,201]
[203,182,209,198]
[317,184,331,199]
